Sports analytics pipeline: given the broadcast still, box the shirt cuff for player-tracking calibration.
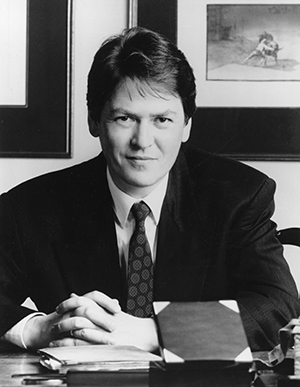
[2,312,45,349]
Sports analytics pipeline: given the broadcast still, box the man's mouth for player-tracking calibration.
[127,156,155,162]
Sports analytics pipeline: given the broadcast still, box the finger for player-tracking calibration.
[56,292,120,315]
[70,328,116,345]
[53,316,99,335]
[71,306,117,332]
[83,291,121,314]
[56,294,96,315]
[49,337,90,347]
[54,309,116,335]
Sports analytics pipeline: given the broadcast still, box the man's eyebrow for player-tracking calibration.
[109,108,178,115]
[153,109,177,116]
[108,108,128,115]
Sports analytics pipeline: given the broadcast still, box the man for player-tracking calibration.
[0,27,299,353]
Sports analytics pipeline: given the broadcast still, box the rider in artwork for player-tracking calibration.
[243,32,275,65]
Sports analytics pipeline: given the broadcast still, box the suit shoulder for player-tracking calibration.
[1,155,104,202]
[183,147,275,195]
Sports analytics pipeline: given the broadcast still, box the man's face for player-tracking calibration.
[93,78,191,198]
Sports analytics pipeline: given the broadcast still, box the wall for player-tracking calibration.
[0,0,127,194]
[0,0,299,289]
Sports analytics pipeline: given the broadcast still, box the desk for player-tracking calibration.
[0,349,50,386]
[0,347,296,387]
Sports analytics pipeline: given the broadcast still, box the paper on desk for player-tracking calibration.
[39,345,162,372]
[294,326,300,375]
[267,322,300,367]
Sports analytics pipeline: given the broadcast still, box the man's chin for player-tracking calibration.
[121,175,162,196]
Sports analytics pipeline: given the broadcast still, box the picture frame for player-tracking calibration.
[137,0,300,161]
[0,0,72,158]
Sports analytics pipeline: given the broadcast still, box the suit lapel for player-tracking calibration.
[54,155,126,308]
[154,151,215,301]
[54,151,216,307]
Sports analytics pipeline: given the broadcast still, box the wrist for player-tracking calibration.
[23,313,56,349]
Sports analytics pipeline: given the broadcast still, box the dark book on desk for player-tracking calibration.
[67,370,150,387]
[66,366,253,387]
[153,300,253,370]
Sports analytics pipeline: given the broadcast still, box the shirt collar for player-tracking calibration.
[107,169,169,228]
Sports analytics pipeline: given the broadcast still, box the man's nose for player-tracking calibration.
[131,121,153,148]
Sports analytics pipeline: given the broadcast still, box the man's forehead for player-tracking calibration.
[101,77,185,119]
[114,77,178,102]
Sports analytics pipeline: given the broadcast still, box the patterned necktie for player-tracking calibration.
[126,201,153,318]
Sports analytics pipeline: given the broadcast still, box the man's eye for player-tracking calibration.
[114,116,135,126]
[155,117,172,127]
[156,117,171,125]
[116,116,130,122]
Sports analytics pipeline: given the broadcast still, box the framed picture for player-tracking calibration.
[137,0,300,160]
[0,0,72,158]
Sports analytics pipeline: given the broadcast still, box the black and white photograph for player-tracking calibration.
[0,1,300,385]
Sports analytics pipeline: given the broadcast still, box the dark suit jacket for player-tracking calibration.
[0,147,299,350]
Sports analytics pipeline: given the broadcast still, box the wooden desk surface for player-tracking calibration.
[0,350,45,386]
[0,346,294,387]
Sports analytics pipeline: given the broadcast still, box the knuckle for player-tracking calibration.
[80,305,89,315]
[76,296,84,305]
[73,316,87,329]
[88,290,99,299]
[73,320,81,329]
[73,307,82,316]
[74,306,89,317]
[82,306,93,319]
[78,329,86,338]
[89,307,99,320]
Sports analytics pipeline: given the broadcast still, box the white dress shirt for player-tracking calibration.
[107,169,168,272]
[2,169,169,348]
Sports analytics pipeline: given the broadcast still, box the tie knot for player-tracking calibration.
[131,201,150,224]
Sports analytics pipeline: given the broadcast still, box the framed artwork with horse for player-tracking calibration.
[137,0,300,160]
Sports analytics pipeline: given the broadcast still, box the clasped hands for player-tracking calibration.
[23,291,158,353]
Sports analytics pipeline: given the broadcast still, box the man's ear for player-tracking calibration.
[88,111,101,137]
[182,118,192,143]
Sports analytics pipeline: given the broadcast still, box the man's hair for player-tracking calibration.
[87,27,196,124]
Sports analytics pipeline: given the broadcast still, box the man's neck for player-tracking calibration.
[107,169,169,228]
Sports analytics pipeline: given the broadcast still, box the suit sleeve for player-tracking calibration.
[228,177,300,351]
[0,193,34,337]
